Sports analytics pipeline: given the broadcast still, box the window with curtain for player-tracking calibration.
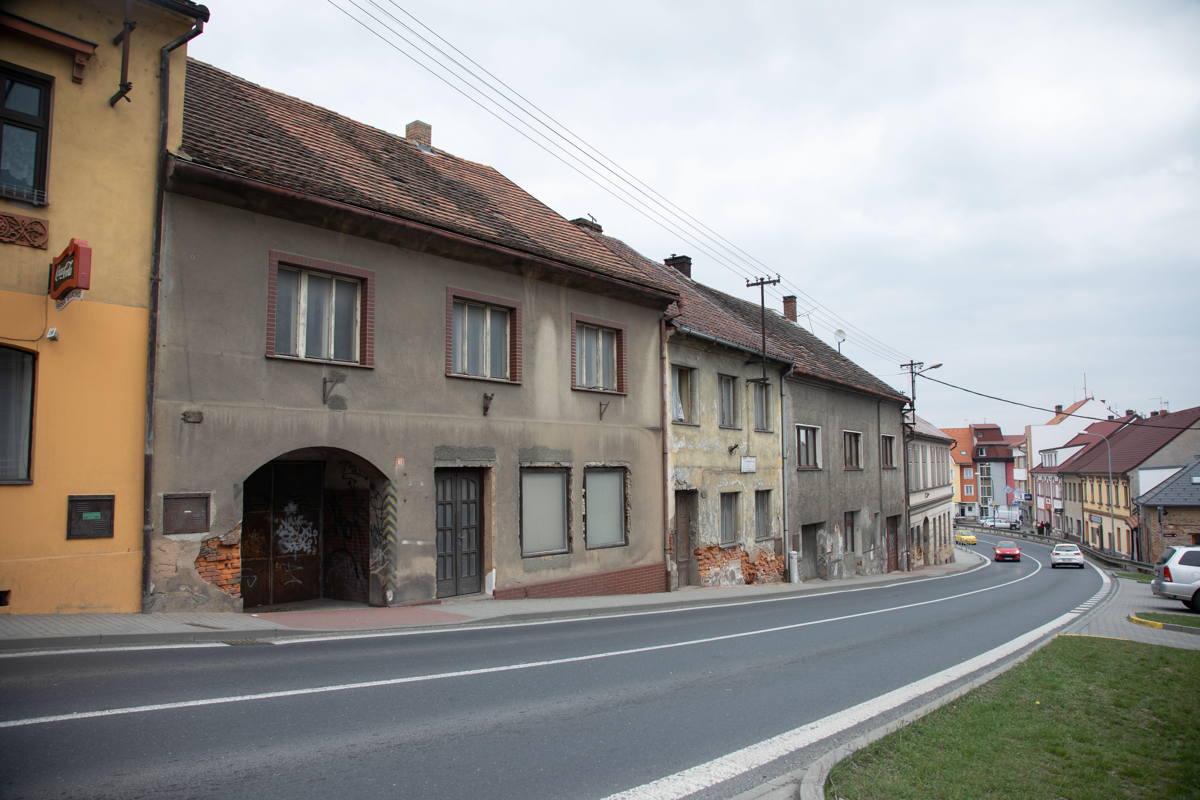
[452,299,510,379]
[575,323,619,391]
[671,366,695,423]
[274,267,362,362]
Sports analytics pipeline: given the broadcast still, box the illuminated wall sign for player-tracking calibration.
[48,238,92,302]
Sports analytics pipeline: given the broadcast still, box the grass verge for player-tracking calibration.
[824,636,1200,800]
[1116,572,1152,583]
[1139,612,1200,628]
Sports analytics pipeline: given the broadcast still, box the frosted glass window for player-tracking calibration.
[585,469,625,548]
[521,469,568,555]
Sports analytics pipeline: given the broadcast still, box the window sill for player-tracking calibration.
[844,467,864,471]
[718,424,742,431]
[267,353,373,369]
[671,420,700,427]
[585,541,628,550]
[882,465,898,470]
[448,372,520,385]
[0,479,33,485]
[754,428,773,434]
[796,466,822,471]
[521,549,570,558]
[572,385,626,396]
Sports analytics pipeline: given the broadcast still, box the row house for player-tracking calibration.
[571,226,908,586]
[145,61,679,610]
[1032,414,1132,537]
[941,424,1018,520]
[0,0,210,614]
[1024,398,1109,530]
[1050,407,1200,561]
[1137,455,1200,564]
[906,414,955,567]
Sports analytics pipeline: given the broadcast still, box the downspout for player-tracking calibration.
[901,410,913,571]
[660,316,673,590]
[142,18,205,609]
[778,365,791,579]
[877,399,884,571]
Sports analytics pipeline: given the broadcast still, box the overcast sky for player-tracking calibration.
[189,0,1200,434]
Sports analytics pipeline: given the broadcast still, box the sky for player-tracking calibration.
[188,0,1200,434]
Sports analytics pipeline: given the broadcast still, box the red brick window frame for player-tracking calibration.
[571,313,627,394]
[444,288,523,383]
[266,251,375,368]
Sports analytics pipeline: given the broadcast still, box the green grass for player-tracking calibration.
[825,636,1200,800]
[1117,572,1153,583]
[1139,612,1200,628]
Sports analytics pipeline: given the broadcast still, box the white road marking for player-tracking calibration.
[600,611,1078,800]
[0,643,228,660]
[0,560,1048,730]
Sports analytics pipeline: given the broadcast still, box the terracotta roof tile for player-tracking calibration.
[582,230,905,401]
[1063,406,1200,475]
[180,60,673,296]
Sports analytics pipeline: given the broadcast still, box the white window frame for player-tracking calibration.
[963,467,974,479]
[964,484,974,496]
[275,267,362,362]
[718,374,738,428]
[796,424,821,469]
[575,322,619,391]
[671,365,696,424]
[452,298,510,379]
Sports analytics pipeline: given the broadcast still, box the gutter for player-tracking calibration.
[778,363,792,580]
[142,17,205,610]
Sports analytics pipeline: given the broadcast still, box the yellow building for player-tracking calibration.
[1,0,208,613]
[1081,473,1131,555]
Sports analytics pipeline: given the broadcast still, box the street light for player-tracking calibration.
[1076,431,1114,552]
[901,361,942,415]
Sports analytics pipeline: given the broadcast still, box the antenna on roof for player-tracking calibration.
[834,329,846,354]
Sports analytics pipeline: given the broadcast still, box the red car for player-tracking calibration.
[993,540,1022,562]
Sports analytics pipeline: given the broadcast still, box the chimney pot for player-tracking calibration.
[1054,404,1063,414]
[664,254,691,277]
[783,295,797,322]
[570,217,603,234]
[406,120,432,149]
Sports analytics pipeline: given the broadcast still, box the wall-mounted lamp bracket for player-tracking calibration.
[322,372,346,405]
[482,393,494,416]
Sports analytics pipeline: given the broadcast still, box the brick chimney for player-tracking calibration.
[1150,410,1159,417]
[664,254,691,277]
[783,295,797,322]
[406,120,432,149]
[1054,404,1063,414]
[1125,409,1134,417]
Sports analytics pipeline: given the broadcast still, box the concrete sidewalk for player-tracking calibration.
[0,558,975,651]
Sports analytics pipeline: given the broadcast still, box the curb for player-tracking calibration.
[1127,614,1200,635]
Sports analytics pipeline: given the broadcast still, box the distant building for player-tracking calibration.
[906,414,955,567]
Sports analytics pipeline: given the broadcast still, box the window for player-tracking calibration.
[585,468,626,548]
[963,467,973,479]
[1,64,51,204]
[719,492,739,545]
[881,434,895,468]
[520,468,568,555]
[752,381,771,431]
[843,431,862,469]
[843,511,856,552]
[755,490,772,540]
[978,447,987,457]
[451,298,506,381]
[573,315,624,392]
[268,253,374,366]
[0,346,35,482]
[671,365,695,423]
[796,425,820,468]
[718,374,737,427]
[964,484,974,496]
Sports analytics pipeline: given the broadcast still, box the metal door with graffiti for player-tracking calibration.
[435,470,482,597]
[242,462,324,607]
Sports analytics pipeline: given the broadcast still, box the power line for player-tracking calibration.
[918,373,1197,431]
[326,0,913,364]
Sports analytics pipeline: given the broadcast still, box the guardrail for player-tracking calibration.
[953,521,1152,574]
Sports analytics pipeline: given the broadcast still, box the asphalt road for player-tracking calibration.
[0,537,1103,800]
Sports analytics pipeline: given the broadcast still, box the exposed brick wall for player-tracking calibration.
[494,562,666,599]
[1146,506,1200,564]
[195,526,241,598]
[695,544,785,586]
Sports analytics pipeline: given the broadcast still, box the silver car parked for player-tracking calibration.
[1050,543,1085,569]
[1151,545,1200,612]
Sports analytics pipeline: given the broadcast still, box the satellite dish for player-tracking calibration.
[834,329,846,353]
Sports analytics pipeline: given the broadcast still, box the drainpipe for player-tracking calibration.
[779,365,792,580]
[660,316,673,590]
[142,18,205,609]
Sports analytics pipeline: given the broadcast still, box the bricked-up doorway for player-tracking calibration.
[886,515,900,572]
[673,490,698,587]
[435,469,483,597]
[241,451,379,609]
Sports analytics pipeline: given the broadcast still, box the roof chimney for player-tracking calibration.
[406,120,432,150]
[1150,410,1159,417]
[1125,409,1134,417]
[570,217,603,234]
[1054,404,1063,414]
[783,295,797,322]
[664,254,691,277]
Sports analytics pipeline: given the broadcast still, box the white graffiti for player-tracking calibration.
[275,501,318,555]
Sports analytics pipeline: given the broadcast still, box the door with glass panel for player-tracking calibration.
[435,470,483,597]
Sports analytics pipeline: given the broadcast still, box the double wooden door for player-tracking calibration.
[435,470,483,597]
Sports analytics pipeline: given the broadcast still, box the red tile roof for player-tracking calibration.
[1046,398,1090,425]
[942,427,973,466]
[180,60,674,298]
[1063,406,1200,475]
[583,230,906,402]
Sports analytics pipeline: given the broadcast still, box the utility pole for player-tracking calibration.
[901,360,941,415]
[747,275,780,382]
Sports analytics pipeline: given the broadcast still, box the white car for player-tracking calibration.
[1050,543,1085,569]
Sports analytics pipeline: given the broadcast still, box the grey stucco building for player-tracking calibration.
[145,61,677,611]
